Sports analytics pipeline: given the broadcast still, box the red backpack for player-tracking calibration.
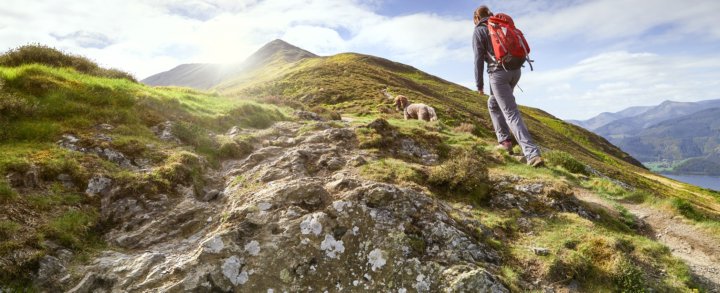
[487,13,533,71]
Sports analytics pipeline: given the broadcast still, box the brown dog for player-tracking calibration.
[394,95,438,122]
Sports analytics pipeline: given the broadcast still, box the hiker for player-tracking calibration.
[472,5,544,167]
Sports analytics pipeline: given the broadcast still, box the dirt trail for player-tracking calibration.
[574,189,720,292]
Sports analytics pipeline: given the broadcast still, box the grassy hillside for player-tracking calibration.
[2,44,720,291]
[211,46,720,221]
[0,46,289,287]
[217,52,645,178]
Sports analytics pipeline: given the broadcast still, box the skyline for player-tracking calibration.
[2,0,719,120]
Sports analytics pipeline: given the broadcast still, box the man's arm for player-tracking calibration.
[472,27,486,94]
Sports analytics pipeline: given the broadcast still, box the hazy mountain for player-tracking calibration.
[141,39,316,89]
[567,105,652,131]
[595,99,720,139]
[613,107,720,174]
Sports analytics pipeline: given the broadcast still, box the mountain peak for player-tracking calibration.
[246,39,317,66]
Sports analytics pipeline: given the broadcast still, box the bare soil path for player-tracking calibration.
[574,188,720,292]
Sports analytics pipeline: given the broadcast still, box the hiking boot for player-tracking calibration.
[494,139,514,155]
[527,156,545,168]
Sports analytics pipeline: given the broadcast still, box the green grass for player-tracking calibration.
[544,150,588,175]
[582,177,648,203]
[359,158,425,185]
[44,209,99,249]
[0,220,20,239]
[511,213,692,292]
[0,44,136,81]
[0,179,17,203]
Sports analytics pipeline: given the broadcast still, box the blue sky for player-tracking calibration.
[2,0,719,120]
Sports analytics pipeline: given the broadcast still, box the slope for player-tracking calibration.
[2,44,720,292]
[213,51,646,176]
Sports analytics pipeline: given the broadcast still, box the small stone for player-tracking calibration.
[203,189,221,202]
[531,247,550,256]
[57,174,75,189]
[97,124,115,131]
[86,176,112,197]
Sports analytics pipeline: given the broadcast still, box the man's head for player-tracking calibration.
[474,5,493,25]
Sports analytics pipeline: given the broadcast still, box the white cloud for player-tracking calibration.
[0,0,469,77]
[520,51,720,119]
[482,0,720,43]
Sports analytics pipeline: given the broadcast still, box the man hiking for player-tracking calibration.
[472,5,544,167]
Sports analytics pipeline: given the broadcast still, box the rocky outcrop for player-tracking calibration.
[65,120,511,292]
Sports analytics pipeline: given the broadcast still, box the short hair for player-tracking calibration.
[474,5,492,25]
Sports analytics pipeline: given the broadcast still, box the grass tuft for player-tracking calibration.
[544,150,588,175]
[429,146,490,201]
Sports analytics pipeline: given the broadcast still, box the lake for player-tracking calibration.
[663,174,720,191]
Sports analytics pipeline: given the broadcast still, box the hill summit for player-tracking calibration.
[141,39,316,89]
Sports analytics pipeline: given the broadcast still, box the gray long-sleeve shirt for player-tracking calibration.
[472,17,501,91]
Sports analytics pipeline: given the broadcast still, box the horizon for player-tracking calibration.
[2,0,719,120]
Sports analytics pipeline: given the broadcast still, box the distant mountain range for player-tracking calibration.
[569,100,720,175]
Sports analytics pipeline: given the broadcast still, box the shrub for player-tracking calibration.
[614,259,646,293]
[0,220,20,239]
[218,138,253,159]
[452,123,476,134]
[0,44,136,81]
[671,198,706,222]
[0,180,17,203]
[429,146,490,199]
[0,92,37,120]
[544,150,587,175]
[310,106,342,121]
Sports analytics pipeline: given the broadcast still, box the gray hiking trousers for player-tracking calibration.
[487,69,541,160]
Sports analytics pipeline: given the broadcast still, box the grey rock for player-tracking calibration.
[86,176,112,197]
[6,168,41,188]
[57,134,85,152]
[515,183,544,194]
[94,133,113,142]
[57,174,75,189]
[203,189,222,202]
[96,124,115,131]
[151,121,180,143]
[531,247,550,256]
[442,266,509,293]
[35,256,66,289]
[295,110,324,121]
